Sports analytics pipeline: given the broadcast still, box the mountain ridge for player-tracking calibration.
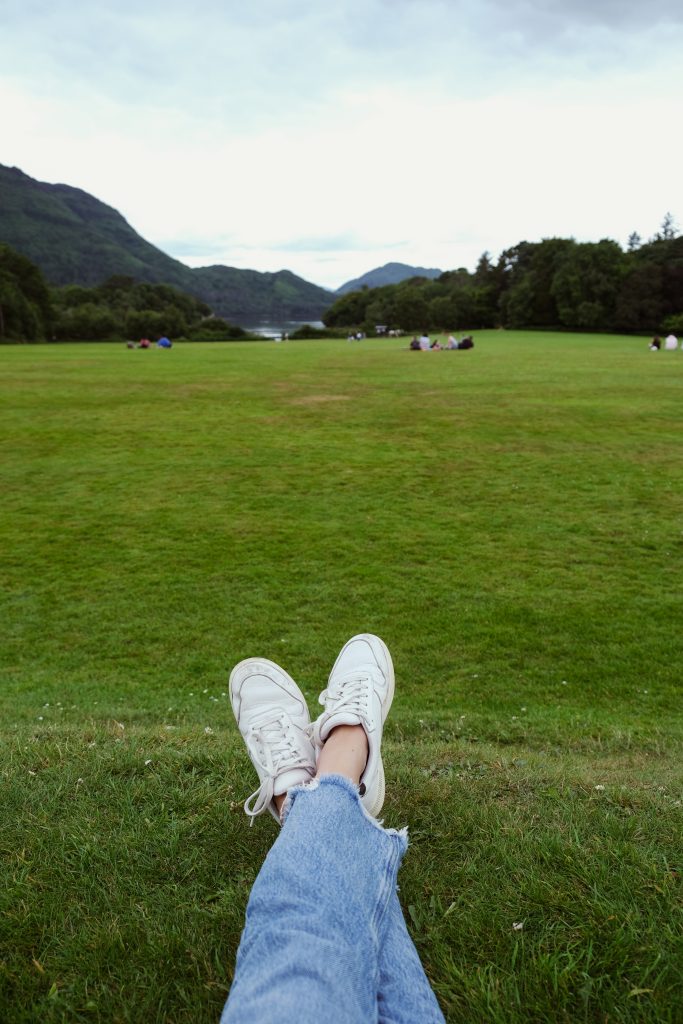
[337,261,443,294]
[0,164,333,319]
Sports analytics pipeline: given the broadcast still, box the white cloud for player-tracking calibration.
[1,1,683,288]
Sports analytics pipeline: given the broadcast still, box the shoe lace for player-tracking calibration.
[318,672,373,730]
[243,711,310,824]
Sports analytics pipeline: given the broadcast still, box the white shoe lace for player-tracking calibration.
[243,711,311,824]
[318,672,373,731]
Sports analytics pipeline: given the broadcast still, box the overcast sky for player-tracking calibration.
[2,0,682,290]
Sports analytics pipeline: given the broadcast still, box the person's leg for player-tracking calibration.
[221,774,407,1024]
[377,891,446,1024]
[317,732,444,1022]
[312,635,444,1022]
[312,633,395,817]
[223,651,397,1023]
[315,722,368,782]
[222,637,445,1024]
[316,729,444,1021]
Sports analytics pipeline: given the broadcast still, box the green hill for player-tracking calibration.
[0,164,333,319]
[337,261,443,293]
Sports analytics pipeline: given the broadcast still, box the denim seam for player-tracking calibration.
[281,773,408,943]
[371,826,404,937]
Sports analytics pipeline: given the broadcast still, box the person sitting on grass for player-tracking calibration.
[446,335,459,349]
[410,337,421,350]
[430,338,442,350]
[221,634,445,1024]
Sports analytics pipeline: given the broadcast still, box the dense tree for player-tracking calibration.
[10,220,682,343]
[0,244,52,342]
[501,239,577,328]
[474,251,494,284]
[124,309,170,340]
[393,289,430,332]
[615,235,683,331]
[56,302,119,341]
[187,317,247,340]
[51,276,216,341]
[322,231,683,335]
[551,240,624,331]
[323,287,374,328]
[653,212,678,242]
[614,261,664,333]
[428,294,459,328]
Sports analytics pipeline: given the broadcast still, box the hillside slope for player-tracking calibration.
[0,164,333,318]
[337,261,442,294]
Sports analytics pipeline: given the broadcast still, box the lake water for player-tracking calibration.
[234,319,325,339]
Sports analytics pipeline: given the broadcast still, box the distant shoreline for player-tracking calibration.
[232,319,325,338]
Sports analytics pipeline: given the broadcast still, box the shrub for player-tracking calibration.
[662,312,683,335]
[288,324,350,339]
[187,317,247,341]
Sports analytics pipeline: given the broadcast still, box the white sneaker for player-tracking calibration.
[229,658,316,824]
[312,634,395,816]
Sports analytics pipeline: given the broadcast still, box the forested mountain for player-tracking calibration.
[5,163,680,337]
[0,242,251,343]
[0,164,333,318]
[337,262,443,294]
[324,234,683,335]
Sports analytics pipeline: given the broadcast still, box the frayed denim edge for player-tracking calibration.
[279,776,320,823]
[280,772,409,847]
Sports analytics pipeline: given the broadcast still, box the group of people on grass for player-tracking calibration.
[410,333,474,351]
[650,333,680,350]
[126,336,173,349]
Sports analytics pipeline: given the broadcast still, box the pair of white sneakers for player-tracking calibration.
[229,634,395,823]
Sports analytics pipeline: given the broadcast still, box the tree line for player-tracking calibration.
[4,216,683,343]
[323,217,683,336]
[0,245,248,343]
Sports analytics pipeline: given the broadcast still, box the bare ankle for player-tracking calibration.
[315,724,368,784]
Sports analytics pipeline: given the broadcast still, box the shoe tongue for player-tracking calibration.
[273,766,311,796]
[320,709,361,742]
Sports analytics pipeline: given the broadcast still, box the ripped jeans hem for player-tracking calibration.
[280,772,408,845]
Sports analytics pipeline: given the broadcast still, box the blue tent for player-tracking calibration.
[157,337,172,348]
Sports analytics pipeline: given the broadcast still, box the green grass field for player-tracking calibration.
[1,333,681,1023]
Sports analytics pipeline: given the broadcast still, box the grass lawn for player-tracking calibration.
[1,331,681,1023]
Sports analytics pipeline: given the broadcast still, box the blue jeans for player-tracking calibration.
[221,775,445,1024]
